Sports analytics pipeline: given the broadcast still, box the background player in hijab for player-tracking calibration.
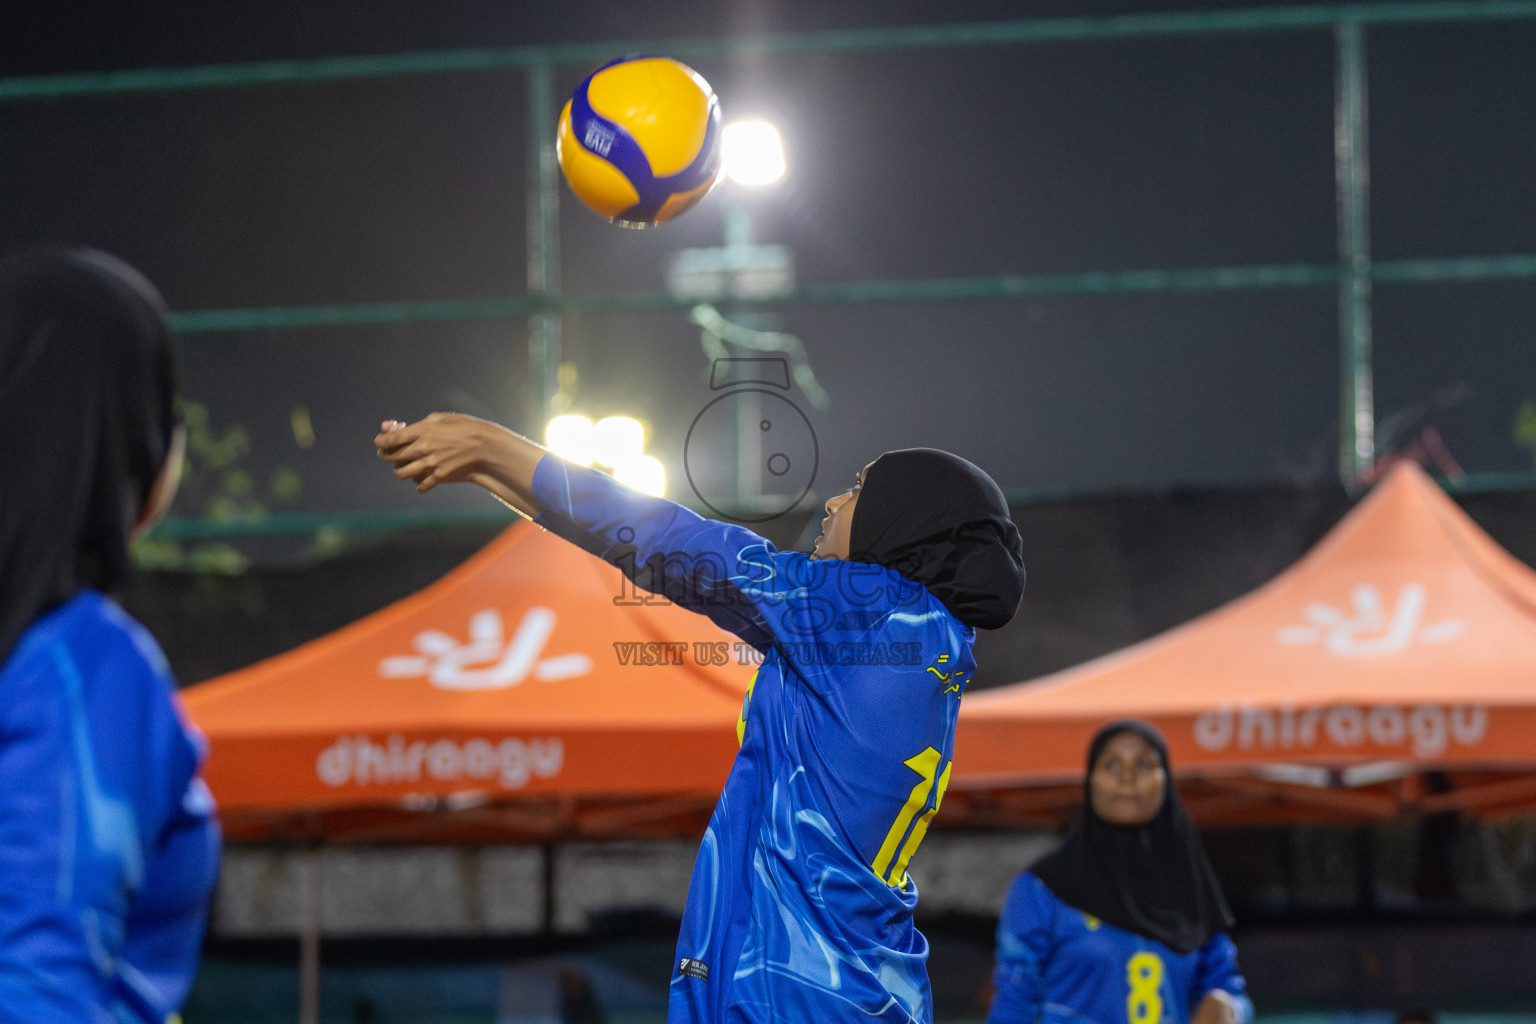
[0,247,221,1022]
[988,720,1251,1024]
[376,413,1024,1023]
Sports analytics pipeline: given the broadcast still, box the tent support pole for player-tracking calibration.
[298,846,322,1024]
[541,841,556,935]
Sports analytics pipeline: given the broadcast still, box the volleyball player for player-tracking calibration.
[0,248,220,1022]
[377,412,1024,1022]
[989,721,1251,1024]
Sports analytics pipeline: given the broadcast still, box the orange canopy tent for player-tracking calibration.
[950,464,1536,828]
[182,521,753,843]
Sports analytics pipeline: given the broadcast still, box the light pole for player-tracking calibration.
[668,120,799,511]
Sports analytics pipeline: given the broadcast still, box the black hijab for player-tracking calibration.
[849,448,1024,630]
[0,247,179,667]
[1031,720,1233,954]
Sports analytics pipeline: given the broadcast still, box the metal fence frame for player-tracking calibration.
[5,1,1536,538]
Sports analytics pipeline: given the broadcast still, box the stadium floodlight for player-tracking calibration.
[593,416,646,468]
[544,414,596,466]
[614,454,667,497]
[722,121,786,187]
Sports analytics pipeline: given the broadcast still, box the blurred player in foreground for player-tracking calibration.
[989,720,1251,1024]
[377,412,1024,1023]
[0,248,221,1021]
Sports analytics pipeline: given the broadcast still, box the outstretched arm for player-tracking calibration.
[374,413,547,517]
[375,412,818,650]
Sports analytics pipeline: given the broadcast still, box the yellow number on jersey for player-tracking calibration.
[736,668,758,746]
[871,747,952,887]
[1125,951,1165,1024]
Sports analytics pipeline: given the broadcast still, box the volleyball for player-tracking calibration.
[557,56,723,228]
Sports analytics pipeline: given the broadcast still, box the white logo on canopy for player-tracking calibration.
[378,608,593,689]
[1276,583,1463,657]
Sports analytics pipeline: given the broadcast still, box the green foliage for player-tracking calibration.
[182,402,249,469]
[128,536,183,571]
[270,466,303,503]
[221,469,254,499]
[130,400,306,574]
[1515,401,1536,469]
[309,526,348,560]
[182,544,249,575]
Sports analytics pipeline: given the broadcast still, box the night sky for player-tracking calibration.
[4,0,1534,522]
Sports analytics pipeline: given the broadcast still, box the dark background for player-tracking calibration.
[4,0,1535,524]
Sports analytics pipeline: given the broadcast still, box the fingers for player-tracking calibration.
[392,457,430,481]
[375,412,482,497]
[374,419,422,453]
[391,448,469,489]
[378,436,427,466]
[392,459,440,493]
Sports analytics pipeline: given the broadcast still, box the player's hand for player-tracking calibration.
[375,412,506,494]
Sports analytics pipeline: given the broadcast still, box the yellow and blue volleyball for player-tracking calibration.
[557,56,723,228]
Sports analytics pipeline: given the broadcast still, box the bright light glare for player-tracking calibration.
[614,454,667,497]
[722,121,786,186]
[544,415,596,466]
[593,416,645,468]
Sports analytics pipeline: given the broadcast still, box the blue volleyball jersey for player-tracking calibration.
[989,872,1252,1024]
[0,590,221,1023]
[533,459,976,1024]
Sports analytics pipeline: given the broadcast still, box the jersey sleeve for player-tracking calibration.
[116,777,222,1014]
[531,455,832,650]
[1189,932,1253,1024]
[0,651,83,1012]
[987,872,1055,1024]
[114,633,222,1020]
